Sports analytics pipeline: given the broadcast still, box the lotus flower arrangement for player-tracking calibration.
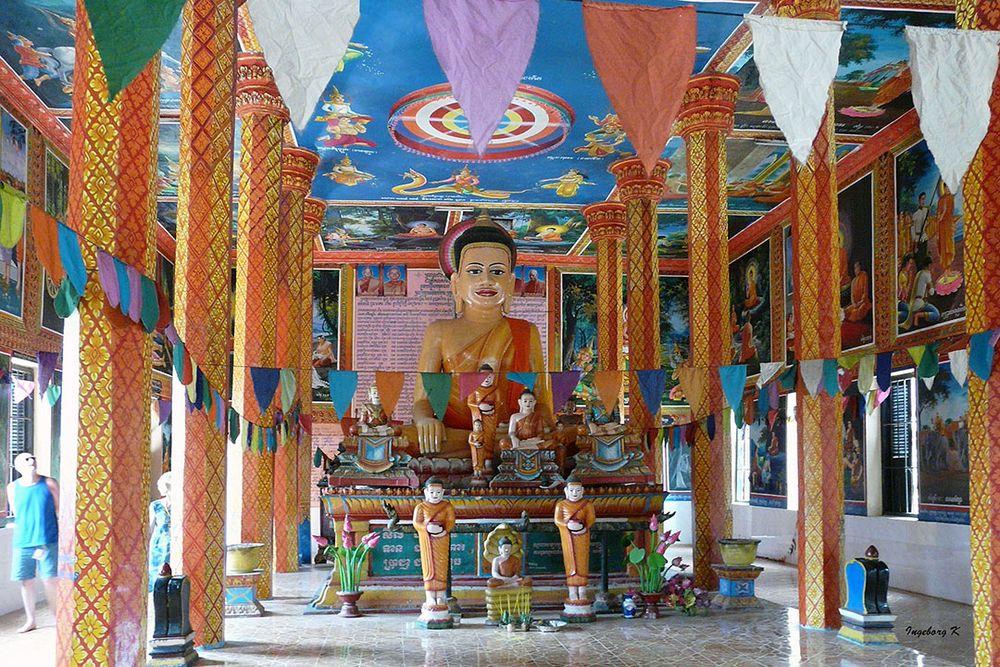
[323,513,382,594]
[625,519,685,594]
[663,575,711,616]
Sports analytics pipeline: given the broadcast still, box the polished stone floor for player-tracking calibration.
[0,552,975,666]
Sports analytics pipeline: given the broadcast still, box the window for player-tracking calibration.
[8,364,34,483]
[733,413,751,503]
[881,372,918,515]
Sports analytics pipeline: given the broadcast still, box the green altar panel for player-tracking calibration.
[371,531,478,577]
[524,532,626,575]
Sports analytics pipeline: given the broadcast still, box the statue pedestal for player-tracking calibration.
[484,586,532,625]
[330,435,418,488]
[838,550,896,644]
[490,448,562,488]
[838,608,898,645]
[225,571,265,617]
[560,598,596,623]
[417,602,454,629]
[147,635,198,667]
[572,432,653,485]
[710,564,763,610]
[148,576,198,667]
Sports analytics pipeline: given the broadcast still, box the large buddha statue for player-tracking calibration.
[405,214,549,457]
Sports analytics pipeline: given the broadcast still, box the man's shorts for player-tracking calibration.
[10,543,58,581]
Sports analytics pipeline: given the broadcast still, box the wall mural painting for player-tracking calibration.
[156,200,178,238]
[660,276,690,405]
[561,272,598,403]
[748,395,787,508]
[0,231,25,320]
[895,140,965,337]
[783,225,794,363]
[321,206,447,252]
[657,212,688,258]
[1,109,28,189]
[152,254,174,376]
[666,427,691,495]
[157,122,180,198]
[917,363,969,524]
[729,240,771,377]
[842,390,867,515]
[839,175,874,350]
[472,208,585,256]
[727,213,758,239]
[40,270,62,334]
[312,268,341,403]
[44,149,68,220]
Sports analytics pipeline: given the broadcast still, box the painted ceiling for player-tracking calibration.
[0,0,955,256]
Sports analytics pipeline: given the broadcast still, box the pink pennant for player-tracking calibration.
[459,371,489,400]
[127,265,142,323]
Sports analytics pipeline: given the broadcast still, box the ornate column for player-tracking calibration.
[299,198,325,563]
[956,3,1000,664]
[582,202,627,372]
[232,53,289,599]
[273,147,318,573]
[609,158,668,429]
[169,0,237,648]
[775,0,844,631]
[56,2,160,664]
[675,72,739,590]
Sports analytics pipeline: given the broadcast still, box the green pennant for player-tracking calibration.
[84,0,187,100]
[140,275,159,333]
[280,369,297,413]
[53,278,80,318]
[420,373,453,421]
[228,408,240,444]
[917,342,940,380]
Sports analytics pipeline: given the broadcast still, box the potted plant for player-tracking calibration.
[322,514,382,617]
[624,515,685,619]
[664,575,712,616]
[499,610,514,632]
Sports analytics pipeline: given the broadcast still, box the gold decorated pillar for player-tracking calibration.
[609,158,668,429]
[582,202,627,371]
[775,0,844,630]
[273,147,318,573]
[232,53,289,599]
[956,2,1000,664]
[675,72,739,590]
[55,2,160,663]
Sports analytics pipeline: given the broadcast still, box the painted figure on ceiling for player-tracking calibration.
[326,155,374,186]
[6,32,75,93]
[538,168,593,198]
[391,167,526,200]
[573,113,626,158]
[315,88,376,149]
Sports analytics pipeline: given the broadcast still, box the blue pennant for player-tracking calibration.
[876,351,893,392]
[970,329,998,381]
[57,223,87,296]
[718,365,747,410]
[327,370,359,420]
[635,369,668,418]
[249,367,281,415]
[506,372,537,391]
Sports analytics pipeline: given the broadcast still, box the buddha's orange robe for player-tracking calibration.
[413,501,456,592]
[554,498,596,587]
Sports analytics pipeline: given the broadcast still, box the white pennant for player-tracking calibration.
[906,26,1000,193]
[247,0,361,129]
[799,360,824,398]
[12,379,35,404]
[857,354,876,394]
[756,361,784,388]
[745,15,845,164]
[948,349,970,387]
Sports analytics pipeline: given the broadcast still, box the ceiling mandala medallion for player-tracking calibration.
[387,83,574,162]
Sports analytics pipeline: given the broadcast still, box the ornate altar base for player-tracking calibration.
[710,564,764,610]
[225,571,266,617]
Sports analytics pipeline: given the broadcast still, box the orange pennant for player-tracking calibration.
[30,206,65,283]
[678,366,708,421]
[375,371,405,418]
[593,370,623,413]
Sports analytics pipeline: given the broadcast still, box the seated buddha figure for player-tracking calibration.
[499,390,563,469]
[349,384,401,437]
[488,537,531,588]
[404,214,549,457]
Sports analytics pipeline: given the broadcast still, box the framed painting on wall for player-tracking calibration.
[312,268,341,403]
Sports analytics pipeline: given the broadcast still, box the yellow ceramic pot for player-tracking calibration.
[718,538,760,567]
[226,543,264,574]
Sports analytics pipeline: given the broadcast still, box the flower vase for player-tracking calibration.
[640,593,663,619]
[336,591,363,618]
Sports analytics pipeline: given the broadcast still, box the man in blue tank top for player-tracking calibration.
[6,452,59,633]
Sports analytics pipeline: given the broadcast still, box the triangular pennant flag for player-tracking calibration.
[300,413,313,436]
[837,352,862,370]
[799,360,824,397]
[876,351,893,392]
[949,349,969,387]
[420,372,452,421]
[37,351,58,395]
[758,379,770,415]
[266,427,277,453]
[30,206,64,282]
[53,278,81,318]
[155,284,171,332]
[157,398,171,426]
[779,363,797,392]
[678,367,708,419]
[327,370,359,420]
[718,365,747,410]
[822,359,840,397]
[375,371,405,417]
[706,414,716,441]
[249,367,282,415]
[744,15,846,164]
[756,361,783,388]
[254,425,264,454]
[44,385,61,407]
[424,0,540,156]
[459,372,490,400]
[593,369,623,413]
[906,26,1000,193]
[12,378,34,404]
[857,354,876,394]
[280,368,297,414]
[0,185,26,249]
[549,371,582,411]
[907,346,926,368]
[164,322,179,345]
[95,249,120,307]
[115,258,130,316]
[247,0,361,129]
[83,0,188,99]
[229,408,241,444]
[140,275,159,333]
[636,369,668,418]
[506,372,538,392]
[126,266,143,323]
[583,2,696,174]
[876,386,891,407]
[768,382,779,413]
[917,342,940,384]
[57,223,87,296]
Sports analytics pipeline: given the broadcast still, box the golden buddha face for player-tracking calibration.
[451,244,514,314]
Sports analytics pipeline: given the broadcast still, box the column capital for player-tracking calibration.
[675,73,740,139]
[236,53,289,121]
[281,147,319,197]
[773,0,839,20]
[303,197,325,236]
[609,157,670,203]
[582,201,627,242]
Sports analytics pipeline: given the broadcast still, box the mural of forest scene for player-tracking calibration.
[321,206,448,251]
[312,268,341,403]
[1,109,27,189]
[843,389,867,515]
[729,240,771,376]
[473,208,585,255]
[581,209,687,257]
[896,140,965,337]
[45,150,68,219]
[839,175,874,350]
[666,426,691,495]
[917,363,969,524]
[747,395,787,508]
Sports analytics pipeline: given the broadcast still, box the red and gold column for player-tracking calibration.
[299,198,325,562]
[273,147,318,573]
[957,2,1000,664]
[56,2,160,664]
[170,0,237,648]
[676,72,739,590]
[775,0,844,630]
[232,53,289,599]
[609,158,668,428]
[582,202,627,372]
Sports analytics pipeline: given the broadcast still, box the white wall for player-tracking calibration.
[0,526,26,616]
[664,499,692,545]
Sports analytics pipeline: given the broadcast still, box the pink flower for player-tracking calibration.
[671,556,684,568]
[361,532,381,549]
[664,530,681,546]
[649,514,659,532]
[341,514,355,549]
[312,535,329,547]
[655,540,668,555]
[680,574,692,587]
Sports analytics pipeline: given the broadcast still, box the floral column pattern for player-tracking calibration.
[582,202,627,372]
[56,1,160,664]
[675,72,739,590]
[609,158,668,429]
[273,147,318,573]
[300,198,325,561]
[233,53,289,600]
[956,2,1000,664]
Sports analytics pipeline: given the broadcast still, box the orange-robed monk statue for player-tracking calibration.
[404,214,550,457]
[413,477,456,608]
[554,474,596,603]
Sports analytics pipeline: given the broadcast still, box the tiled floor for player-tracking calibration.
[0,553,975,666]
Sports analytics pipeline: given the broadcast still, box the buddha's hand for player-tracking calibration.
[415,417,445,454]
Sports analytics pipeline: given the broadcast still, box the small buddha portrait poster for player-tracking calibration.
[382,264,406,297]
[356,264,382,296]
[516,266,546,297]
[838,174,874,351]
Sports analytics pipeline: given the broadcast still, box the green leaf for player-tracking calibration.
[647,551,667,571]
[628,547,647,565]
